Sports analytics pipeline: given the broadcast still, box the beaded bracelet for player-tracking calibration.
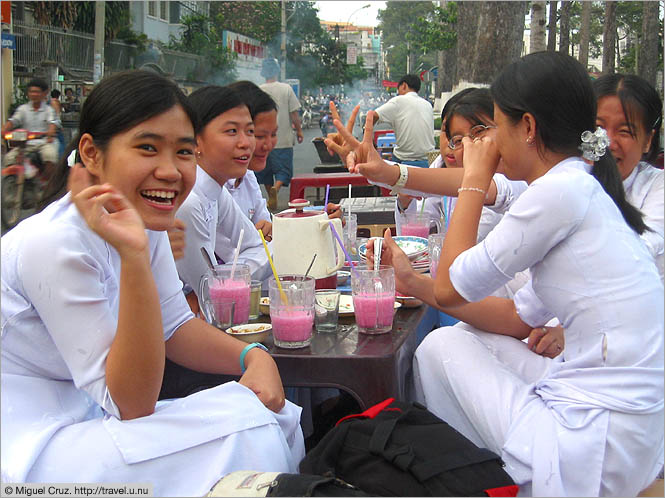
[457,187,486,195]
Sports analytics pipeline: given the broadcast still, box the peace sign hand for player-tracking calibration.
[325,110,395,185]
[68,163,149,259]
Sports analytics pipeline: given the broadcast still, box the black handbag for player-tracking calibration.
[299,398,518,497]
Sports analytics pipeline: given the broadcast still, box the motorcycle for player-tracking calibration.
[301,105,313,129]
[2,129,47,230]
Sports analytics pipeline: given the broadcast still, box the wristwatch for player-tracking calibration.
[390,163,409,195]
[239,342,269,373]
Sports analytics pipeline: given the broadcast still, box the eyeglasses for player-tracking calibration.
[448,124,496,150]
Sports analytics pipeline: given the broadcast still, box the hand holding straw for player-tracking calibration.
[230,228,244,280]
[258,228,288,305]
[329,221,359,279]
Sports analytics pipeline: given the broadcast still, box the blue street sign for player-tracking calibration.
[1,33,15,50]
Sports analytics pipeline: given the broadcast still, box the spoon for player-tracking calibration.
[201,247,217,276]
[304,253,317,278]
[372,237,384,297]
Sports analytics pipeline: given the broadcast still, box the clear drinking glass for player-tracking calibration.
[343,213,358,256]
[199,264,251,325]
[351,265,396,335]
[249,280,262,320]
[201,298,235,330]
[428,232,446,279]
[398,212,441,238]
[269,274,315,348]
[315,289,341,333]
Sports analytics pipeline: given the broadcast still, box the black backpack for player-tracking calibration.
[300,398,518,497]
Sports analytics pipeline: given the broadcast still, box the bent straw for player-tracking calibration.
[230,228,244,280]
[329,221,360,279]
[258,228,288,305]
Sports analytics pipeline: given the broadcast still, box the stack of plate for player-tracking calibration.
[358,236,430,273]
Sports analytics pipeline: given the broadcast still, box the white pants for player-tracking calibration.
[26,383,305,497]
[414,322,551,453]
[413,323,664,496]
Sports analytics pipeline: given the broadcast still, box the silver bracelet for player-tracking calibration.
[457,187,486,195]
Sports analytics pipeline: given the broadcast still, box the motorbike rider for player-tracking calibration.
[1,77,59,177]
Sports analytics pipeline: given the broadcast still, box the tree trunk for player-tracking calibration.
[530,1,547,53]
[455,1,526,86]
[558,0,571,55]
[547,1,558,51]
[639,0,659,87]
[578,0,591,70]
[435,0,457,95]
[602,1,616,74]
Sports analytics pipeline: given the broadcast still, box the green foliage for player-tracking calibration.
[409,2,458,54]
[168,13,238,84]
[211,1,281,43]
[376,2,436,79]
[72,2,131,41]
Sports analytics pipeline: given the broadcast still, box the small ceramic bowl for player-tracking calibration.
[259,297,271,316]
[225,323,272,344]
[336,270,351,285]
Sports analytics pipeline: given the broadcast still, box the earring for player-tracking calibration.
[526,137,535,146]
[196,150,202,158]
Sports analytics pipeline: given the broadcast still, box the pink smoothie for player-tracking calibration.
[401,223,430,238]
[353,292,395,329]
[210,279,250,324]
[271,309,314,342]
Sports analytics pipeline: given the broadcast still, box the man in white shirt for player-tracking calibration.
[257,58,303,210]
[373,74,435,168]
[1,77,59,172]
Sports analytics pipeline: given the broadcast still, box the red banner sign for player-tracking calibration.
[382,80,398,88]
[1,2,11,25]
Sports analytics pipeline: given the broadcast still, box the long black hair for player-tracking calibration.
[593,73,663,165]
[188,85,248,133]
[441,87,476,123]
[39,70,198,211]
[491,51,648,235]
[227,80,277,119]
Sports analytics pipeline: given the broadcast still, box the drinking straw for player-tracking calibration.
[447,197,453,230]
[442,196,449,229]
[230,228,244,280]
[324,184,330,210]
[329,221,360,279]
[347,183,352,241]
[419,197,426,214]
[258,228,288,305]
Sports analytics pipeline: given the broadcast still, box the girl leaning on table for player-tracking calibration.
[328,52,663,496]
[1,70,304,494]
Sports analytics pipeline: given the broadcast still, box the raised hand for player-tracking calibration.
[459,132,501,185]
[325,111,397,186]
[68,163,148,258]
[167,218,186,260]
[325,101,359,152]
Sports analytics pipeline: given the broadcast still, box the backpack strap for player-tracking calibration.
[410,448,503,482]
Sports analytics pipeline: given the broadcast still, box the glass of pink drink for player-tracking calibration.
[428,233,445,278]
[269,274,315,348]
[351,265,396,334]
[398,212,441,239]
[199,264,251,325]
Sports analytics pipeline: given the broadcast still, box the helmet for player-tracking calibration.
[261,58,280,79]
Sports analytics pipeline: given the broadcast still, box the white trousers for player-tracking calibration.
[26,383,305,497]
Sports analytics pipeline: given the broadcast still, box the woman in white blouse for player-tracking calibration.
[226,81,278,240]
[340,52,663,496]
[594,73,663,280]
[1,71,304,494]
[175,85,273,309]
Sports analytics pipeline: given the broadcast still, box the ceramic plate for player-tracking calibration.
[338,294,402,316]
[225,323,272,344]
[358,236,428,262]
